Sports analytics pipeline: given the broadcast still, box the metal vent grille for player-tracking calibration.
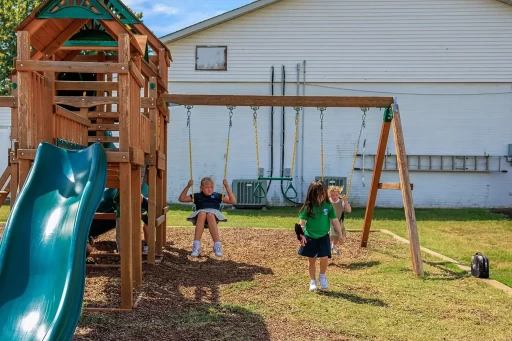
[232,179,268,208]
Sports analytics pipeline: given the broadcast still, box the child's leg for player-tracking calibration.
[194,211,207,241]
[308,257,316,280]
[86,243,93,257]
[143,224,148,243]
[319,256,328,275]
[205,213,220,242]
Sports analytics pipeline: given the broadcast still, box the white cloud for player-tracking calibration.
[145,4,180,16]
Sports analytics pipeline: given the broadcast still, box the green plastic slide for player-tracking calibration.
[0,142,107,340]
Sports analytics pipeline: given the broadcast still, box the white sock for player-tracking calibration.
[214,241,222,248]
[193,240,201,247]
[319,273,326,279]
[310,279,316,283]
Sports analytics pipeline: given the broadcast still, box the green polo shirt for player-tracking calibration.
[298,202,337,239]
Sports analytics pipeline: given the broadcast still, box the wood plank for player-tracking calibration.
[391,103,424,277]
[16,60,129,74]
[129,61,144,88]
[163,94,395,108]
[106,152,130,163]
[55,81,118,92]
[141,97,156,109]
[58,46,118,51]
[89,136,119,143]
[0,97,17,108]
[55,105,91,126]
[147,76,158,264]
[17,149,36,160]
[55,96,119,108]
[89,124,119,131]
[130,147,145,166]
[42,54,55,143]
[360,120,391,248]
[378,183,414,190]
[89,112,119,120]
[0,167,10,188]
[73,55,118,62]
[32,19,88,60]
[94,213,117,220]
[155,214,165,227]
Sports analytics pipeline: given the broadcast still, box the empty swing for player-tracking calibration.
[251,106,299,200]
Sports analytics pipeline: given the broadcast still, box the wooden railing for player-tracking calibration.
[54,105,90,147]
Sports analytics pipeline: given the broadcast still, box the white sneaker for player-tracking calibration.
[319,274,328,290]
[331,243,340,255]
[213,244,223,257]
[191,244,201,257]
[309,280,317,291]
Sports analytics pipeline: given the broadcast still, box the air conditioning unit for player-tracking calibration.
[232,179,268,208]
[315,176,347,195]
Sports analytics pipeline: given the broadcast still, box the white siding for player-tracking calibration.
[167,0,512,83]
[166,82,512,208]
[0,108,11,177]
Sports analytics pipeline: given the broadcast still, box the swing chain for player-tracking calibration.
[347,107,369,197]
[317,107,326,182]
[290,106,301,179]
[251,106,261,177]
[185,105,194,202]
[222,106,236,201]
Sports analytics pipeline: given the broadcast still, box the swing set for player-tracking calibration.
[168,94,423,277]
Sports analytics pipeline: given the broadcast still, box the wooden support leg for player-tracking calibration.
[391,103,424,277]
[361,118,391,248]
[119,163,133,309]
[148,165,157,264]
[155,168,164,256]
[132,165,142,286]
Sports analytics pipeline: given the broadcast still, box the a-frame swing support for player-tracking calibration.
[163,94,424,277]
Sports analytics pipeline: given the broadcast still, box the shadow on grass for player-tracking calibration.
[318,290,387,307]
[336,261,381,270]
[422,261,469,281]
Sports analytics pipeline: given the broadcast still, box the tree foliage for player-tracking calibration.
[0,0,143,95]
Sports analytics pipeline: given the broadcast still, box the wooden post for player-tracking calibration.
[10,76,19,207]
[148,76,158,263]
[16,31,32,191]
[131,54,142,286]
[360,109,392,248]
[162,112,168,245]
[391,102,424,277]
[118,33,134,309]
[42,54,55,143]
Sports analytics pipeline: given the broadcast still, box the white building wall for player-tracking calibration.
[166,82,512,208]
[164,0,512,207]
[167,0,512,83]
[0,108,11,175]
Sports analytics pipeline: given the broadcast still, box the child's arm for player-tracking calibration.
[178,180,193,203]
[297,219,307,246]
[343,196,352,213]
[331,218,343,239]
[222,179,237,204]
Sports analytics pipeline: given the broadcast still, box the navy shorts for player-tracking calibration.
[298,233,331,258]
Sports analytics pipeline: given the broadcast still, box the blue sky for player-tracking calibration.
[121,0,256,37]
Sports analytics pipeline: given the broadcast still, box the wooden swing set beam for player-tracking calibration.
[163,94,394,108]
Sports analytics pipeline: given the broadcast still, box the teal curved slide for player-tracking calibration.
[0,142,107,340]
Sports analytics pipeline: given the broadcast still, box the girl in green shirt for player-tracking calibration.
[298,180,343,291]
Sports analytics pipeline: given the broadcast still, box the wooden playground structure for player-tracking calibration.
[0,0,424,314]
[0,0,170,310]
